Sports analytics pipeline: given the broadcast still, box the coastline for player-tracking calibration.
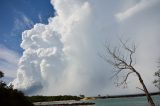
[95,92,160,99]
[34,100,95,106]
[32,92,160,106]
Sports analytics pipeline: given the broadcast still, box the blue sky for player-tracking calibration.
[0,0,54,54]
[0,0,54,81]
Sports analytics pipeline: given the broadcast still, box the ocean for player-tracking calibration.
[34,95,160,106]
[90,95,160,106]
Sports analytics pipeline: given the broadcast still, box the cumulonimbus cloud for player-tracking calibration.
[12,0,160,96]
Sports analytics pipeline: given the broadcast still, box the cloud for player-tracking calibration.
[38,14,43,22]
[13,0,160,96]
[115,0,159,21]
[11,11,34,36]
[0,45,20,80]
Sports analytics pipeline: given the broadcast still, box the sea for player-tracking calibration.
[34,95,160,106]
[90,95,160,106]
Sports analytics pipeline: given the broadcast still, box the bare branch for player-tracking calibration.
[115,71,133,87]
[136,87,145,92]
[119,39,136,66]
[121,72,133,85]
[102,39,155,106]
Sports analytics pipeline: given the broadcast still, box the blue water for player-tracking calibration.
[90,95,160,106]
[34,95,160,106]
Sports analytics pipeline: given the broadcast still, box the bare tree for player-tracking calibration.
[103,40,155,106]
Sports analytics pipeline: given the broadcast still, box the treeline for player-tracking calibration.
[96,92,160,99]
[0,71,33,106]
[28,95,81,102]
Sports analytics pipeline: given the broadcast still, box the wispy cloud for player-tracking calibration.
[0,45,20,78]
[115,0,159,21]
[11,11,34,36]
[38,14,43,22]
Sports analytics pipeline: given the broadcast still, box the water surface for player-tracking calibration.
[90,95,160,106]
[34,95,160,106]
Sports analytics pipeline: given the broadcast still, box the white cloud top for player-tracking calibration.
[13,0,160,96]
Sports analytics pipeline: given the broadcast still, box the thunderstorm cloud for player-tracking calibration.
[13,0,160,96]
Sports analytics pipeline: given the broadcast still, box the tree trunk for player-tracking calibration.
[135,72,155,106]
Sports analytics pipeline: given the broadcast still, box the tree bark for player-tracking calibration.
[135,71,155,106]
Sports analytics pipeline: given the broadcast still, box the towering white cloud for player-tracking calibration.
[13,0,160,96]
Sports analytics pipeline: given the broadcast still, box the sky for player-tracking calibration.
[0,0,54,82]
[0,0,160,96]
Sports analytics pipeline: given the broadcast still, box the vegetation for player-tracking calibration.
[79,94,85,98]
[102,40,155,106]
[153,61,160,91]
[96,92,160,99]
[0,71,33,106]
[28,95,81,102]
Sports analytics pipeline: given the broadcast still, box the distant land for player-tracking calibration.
[95,92,160,99]
[28,92,160,106]
[28,92,160,103]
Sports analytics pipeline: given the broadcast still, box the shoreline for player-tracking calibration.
[34,101,95,106]
[95,92,160,99]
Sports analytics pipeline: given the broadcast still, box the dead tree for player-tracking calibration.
[103,40,155,106]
